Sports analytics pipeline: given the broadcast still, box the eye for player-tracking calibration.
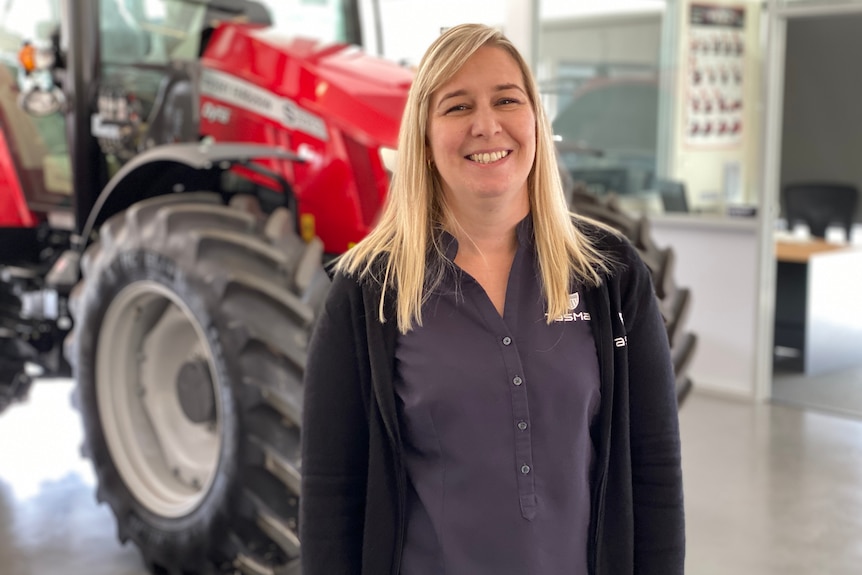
[445,104,469,114]
[497,97,521,106]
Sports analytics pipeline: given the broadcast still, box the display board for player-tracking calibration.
[685,3,746,148]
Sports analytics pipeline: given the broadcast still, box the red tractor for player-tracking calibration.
[0,1,409,573]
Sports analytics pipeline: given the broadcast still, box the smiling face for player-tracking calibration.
[426,45,537,216]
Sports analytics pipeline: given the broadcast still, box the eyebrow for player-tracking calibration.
[436,83,527,108]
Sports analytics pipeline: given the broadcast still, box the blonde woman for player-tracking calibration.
[301,23,684,575]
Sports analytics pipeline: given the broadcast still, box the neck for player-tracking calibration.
[445,193,529,257]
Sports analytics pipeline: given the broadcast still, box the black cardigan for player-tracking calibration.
[300,227,685,575]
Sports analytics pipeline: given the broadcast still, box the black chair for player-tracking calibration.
[782,183,859,240]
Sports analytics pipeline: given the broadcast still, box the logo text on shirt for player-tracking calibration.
[547,292,591,322]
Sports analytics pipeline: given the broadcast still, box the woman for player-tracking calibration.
[300,23,684,575]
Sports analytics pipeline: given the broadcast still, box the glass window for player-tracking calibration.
[99,0,207,65]
[0,0,70,202]
[539,2,664,199]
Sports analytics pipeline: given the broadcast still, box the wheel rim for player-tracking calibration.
[96,280,222,518]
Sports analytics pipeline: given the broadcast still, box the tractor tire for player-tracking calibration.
[565,181,697,405]
[0,282,33,414]
[66,192,329,574]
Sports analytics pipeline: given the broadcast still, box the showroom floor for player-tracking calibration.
[773,364,862,420]
[2,379,862,575]
[0,379,147,575]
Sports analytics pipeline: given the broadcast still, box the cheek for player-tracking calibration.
[426,124,448,159]
[518,114,537,147]
[425,121,437,157]
[523,121,537,158]
[431,133,462,163]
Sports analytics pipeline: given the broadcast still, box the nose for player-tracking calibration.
[470,104,501,138]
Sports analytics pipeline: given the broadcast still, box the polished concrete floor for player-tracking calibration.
[773,364,862,420]
[680,391,862,574]
[2,379,862,574]
[0,379,147,575]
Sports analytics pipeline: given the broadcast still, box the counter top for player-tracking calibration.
[647,212,760,232]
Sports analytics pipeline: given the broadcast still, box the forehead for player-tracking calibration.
[433,45,525,97]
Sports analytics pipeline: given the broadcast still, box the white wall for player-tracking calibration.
[369,0,507,66]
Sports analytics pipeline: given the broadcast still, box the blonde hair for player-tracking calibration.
[336,23,614,333]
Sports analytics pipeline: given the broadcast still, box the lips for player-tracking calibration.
[466,150,510,164]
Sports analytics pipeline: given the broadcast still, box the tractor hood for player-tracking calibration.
[202,23,413,148]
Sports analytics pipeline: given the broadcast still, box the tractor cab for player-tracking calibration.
[0,0,69,229]
[0,0,372,233]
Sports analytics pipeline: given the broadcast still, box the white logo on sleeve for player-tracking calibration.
[615,312,627,347]
[547,292,591,322]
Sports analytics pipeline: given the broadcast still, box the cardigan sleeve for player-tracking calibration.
[300,273,370,575]
[619,246,686,575]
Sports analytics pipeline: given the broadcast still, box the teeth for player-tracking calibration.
[469,150,509,164]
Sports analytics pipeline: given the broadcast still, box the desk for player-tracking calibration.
[774,239,862,375]
[775,240,847,263]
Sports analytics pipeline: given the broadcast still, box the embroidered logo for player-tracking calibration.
[547,292,591,322]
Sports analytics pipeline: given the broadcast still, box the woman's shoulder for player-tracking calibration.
[572,216,642,269]
[325,256,390,307]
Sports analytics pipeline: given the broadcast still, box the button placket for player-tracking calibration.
[505,358,535,519]
[496,323,535,519]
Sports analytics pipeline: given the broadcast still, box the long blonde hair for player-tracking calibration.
[336,23,614,333]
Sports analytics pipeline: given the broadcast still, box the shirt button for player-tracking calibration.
[513,376,523,386]
[502,336,512,346]
[521,464,531,475]
[517,421,528,431]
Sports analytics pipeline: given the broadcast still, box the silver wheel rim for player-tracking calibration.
[96,280,222,518]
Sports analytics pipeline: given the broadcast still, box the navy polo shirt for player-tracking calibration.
[394,216,601,575]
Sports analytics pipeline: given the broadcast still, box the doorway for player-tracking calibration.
[759,0,862,419]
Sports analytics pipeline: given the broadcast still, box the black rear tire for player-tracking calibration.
[566,182,697,405]
[66,192,328,574]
